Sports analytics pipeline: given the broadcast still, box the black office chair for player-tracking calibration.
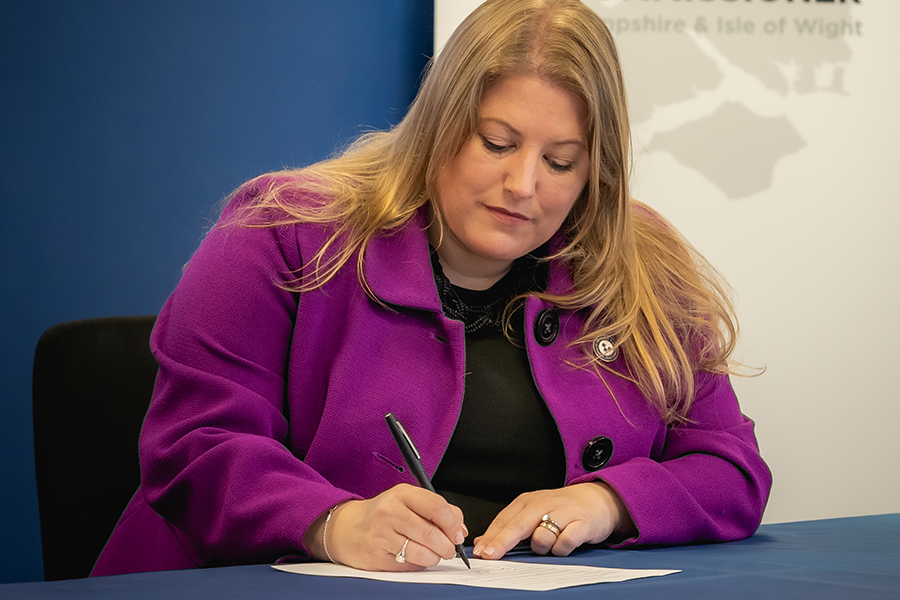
[32,316,158,581]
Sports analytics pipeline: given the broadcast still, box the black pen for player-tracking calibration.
[385,412,471,569]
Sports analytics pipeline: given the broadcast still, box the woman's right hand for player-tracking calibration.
[303,484,467,571]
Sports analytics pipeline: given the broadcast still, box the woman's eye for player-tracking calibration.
[480,136,508,153]
[548,159,574,173]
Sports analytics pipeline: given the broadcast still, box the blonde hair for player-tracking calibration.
[231,0,741,423]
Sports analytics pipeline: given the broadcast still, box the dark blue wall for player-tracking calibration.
[0,1,433,583]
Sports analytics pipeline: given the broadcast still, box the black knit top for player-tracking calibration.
[429,251,566,544]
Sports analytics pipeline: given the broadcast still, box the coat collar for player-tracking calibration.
[363,208,443,312]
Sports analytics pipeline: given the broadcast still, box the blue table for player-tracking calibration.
[3,514,898,599]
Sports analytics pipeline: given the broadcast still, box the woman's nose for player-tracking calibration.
[505,151,538,200]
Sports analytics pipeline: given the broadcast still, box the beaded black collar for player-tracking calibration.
[429,247,548,335]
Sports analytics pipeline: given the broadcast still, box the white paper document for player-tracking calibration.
[272,558,679,591]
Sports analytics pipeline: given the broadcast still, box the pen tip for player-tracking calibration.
[458,548,471,569]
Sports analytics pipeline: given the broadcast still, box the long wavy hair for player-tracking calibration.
[231,0,741,423]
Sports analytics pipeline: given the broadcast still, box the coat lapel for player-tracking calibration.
[363,208,443,313]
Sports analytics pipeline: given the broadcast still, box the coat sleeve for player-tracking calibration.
[138,191,359,567]
[582,373,772,546]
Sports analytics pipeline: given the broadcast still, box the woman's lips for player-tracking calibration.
[485,205,529,223]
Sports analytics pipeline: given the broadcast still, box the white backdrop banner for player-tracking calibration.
[435,0,899,524]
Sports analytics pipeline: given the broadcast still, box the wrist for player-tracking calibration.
[592,481,637,543]
[303,501,352,562]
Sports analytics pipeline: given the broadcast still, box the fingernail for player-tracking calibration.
[473,545,483,557]
[483,546,496,558]
[455,531,465,545]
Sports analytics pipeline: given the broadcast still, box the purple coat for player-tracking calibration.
[92,186,771,576]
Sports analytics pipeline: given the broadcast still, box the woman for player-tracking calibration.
[93,0,770,575]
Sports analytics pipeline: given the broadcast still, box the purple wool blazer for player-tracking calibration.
[92,184,771,576]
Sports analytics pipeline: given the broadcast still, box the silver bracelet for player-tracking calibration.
[322,504,340,564]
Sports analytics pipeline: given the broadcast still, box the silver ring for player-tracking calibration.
[539,514,561,536]
[395,538,409,563]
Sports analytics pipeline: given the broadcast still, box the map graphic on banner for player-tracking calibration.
[586,0,859,199]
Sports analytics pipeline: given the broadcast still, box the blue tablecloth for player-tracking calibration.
[3,513,898,599]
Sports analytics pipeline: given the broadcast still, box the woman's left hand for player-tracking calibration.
[472,482,636,560]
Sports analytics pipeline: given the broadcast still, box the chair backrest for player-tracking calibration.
[32,316,158,581]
